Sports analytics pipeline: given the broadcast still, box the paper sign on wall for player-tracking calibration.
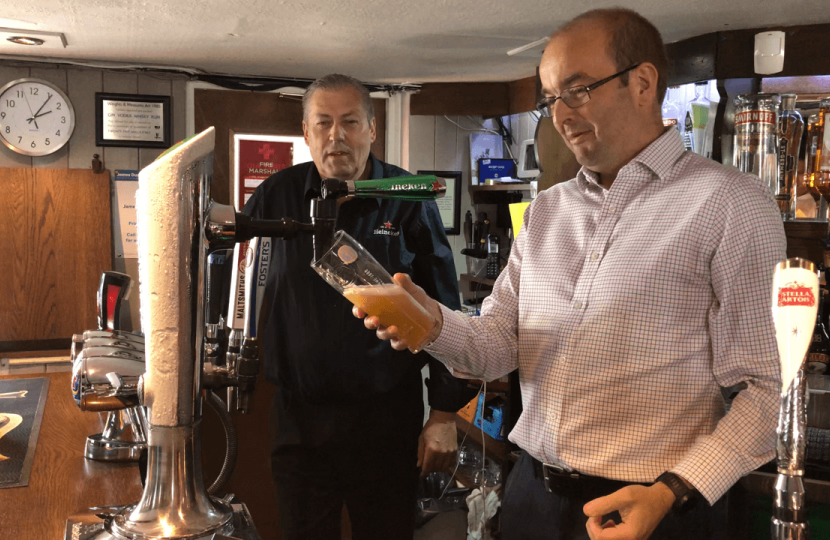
[113,170,139,258]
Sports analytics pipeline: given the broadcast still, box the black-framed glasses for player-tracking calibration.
[536,63,641,117]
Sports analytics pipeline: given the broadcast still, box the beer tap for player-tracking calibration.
[771,258,818,540]
[70,271,147,461]
[65,127,448,540]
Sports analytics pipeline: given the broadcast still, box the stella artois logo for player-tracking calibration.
[735,110,776,126]
[777,281,816,307]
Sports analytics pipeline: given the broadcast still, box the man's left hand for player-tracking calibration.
[417,410,457,476]
[583,482,675,540]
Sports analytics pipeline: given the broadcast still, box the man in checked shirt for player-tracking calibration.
[356,7,786,540]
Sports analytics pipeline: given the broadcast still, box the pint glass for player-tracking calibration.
[311,230,439,352]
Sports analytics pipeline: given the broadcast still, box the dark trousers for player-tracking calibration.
[501,451,729,540]
[269,377,424,540]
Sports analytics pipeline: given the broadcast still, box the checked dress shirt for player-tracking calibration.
[427,128,787,504]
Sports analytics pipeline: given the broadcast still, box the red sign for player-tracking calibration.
[777,282,816,307]
[236,139,294,209]
[735,110,776,126]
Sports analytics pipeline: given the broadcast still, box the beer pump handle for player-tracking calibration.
[772,258,819,394]
[320,175,446,201]
[97,271,133,331]
[207,250,232,328]
[771,257,817,538]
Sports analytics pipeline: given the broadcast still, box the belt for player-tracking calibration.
[528,454,638,498]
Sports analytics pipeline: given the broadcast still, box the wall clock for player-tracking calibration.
[0,77,76,157]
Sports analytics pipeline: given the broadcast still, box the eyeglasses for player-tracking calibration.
[536,63,641,117]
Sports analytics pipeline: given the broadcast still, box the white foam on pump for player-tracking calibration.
[137,127,215,427]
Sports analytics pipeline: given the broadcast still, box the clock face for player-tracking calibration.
[0,78,76,157]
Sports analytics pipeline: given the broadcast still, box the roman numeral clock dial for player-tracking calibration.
[0,78,76,157]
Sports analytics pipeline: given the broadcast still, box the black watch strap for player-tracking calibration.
[656,472,699,514]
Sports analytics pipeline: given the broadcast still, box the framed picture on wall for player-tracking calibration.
[95,92,172,148]
[229,130,312,210]
[417,170,462,236]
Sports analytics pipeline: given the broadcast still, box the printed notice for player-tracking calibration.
[103,100,165,142]
[113,170,139,258]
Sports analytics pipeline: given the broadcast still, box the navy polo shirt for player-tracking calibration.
[242,154,469,412]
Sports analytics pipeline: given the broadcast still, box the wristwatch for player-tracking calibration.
[656,472,699,514]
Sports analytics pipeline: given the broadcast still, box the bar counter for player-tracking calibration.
[0,370,143,540]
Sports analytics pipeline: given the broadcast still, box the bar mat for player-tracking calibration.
[0,377,50,488]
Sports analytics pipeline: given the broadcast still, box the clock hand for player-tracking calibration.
[23,92,35,116]
[26,110,52,129]
[28,110,52,121]
[31,93,53,120]
[23,93,39,129]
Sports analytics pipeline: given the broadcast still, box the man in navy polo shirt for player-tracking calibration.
[242,73,471,540]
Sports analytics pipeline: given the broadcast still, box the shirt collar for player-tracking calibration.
[303,152,381,201]
[576,127,685,191]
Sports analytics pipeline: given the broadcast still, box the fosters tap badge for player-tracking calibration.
[777,281,816,307]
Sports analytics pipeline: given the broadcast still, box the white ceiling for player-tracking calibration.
[0,0,828,84]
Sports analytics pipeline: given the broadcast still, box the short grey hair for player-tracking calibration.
[302,73,375,123]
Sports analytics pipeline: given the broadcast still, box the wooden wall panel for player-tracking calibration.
[508,75,538,114]
[0,168,111,346]
[371,97,386,162]
[410,82,511,117]
[716,24,830,80]
[666,33,718,86]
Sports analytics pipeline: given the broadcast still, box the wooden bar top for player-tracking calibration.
[0,371,143,540]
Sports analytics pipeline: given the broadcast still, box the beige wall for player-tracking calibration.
[408,114,533,292]
[0,63,188,332]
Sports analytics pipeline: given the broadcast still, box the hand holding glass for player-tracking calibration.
[311,231,438,352]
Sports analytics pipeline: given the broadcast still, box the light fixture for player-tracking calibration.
[0,27,67,49]
[7,36,45,46]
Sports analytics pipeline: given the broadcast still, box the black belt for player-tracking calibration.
[528,454,640,498]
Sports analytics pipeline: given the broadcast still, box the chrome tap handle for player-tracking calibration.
[97,271,133,331]
[771,257,818,540]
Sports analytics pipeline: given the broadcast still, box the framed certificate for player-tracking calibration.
[417,170,462,236]
[95,93,172,148]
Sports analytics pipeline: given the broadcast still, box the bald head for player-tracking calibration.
[553,9,668,105]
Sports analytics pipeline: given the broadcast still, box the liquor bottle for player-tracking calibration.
[804,115,822,203]
[689,82,712,157]
[813,98,830,198]
[661,86,683,133]
[320,175,446,201]
[683,110,694,152]
[733,93,780,196]
[807,268,830,374]
[776,94,804,220]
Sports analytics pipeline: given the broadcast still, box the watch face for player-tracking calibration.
[0,78,76,157]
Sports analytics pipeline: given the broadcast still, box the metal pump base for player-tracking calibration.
[65,502,261,540]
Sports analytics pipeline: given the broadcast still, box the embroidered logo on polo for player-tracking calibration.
[374,220,400,237]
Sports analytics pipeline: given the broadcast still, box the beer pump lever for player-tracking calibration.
[65,127,448,540]
[771,258,818,540]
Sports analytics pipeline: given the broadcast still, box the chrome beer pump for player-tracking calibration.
[66,126,447,540]
[65,127,302,540]
[71,271,147,462]
[771,258,820,540]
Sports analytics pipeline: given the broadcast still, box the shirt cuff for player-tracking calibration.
[671,435,772,505]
